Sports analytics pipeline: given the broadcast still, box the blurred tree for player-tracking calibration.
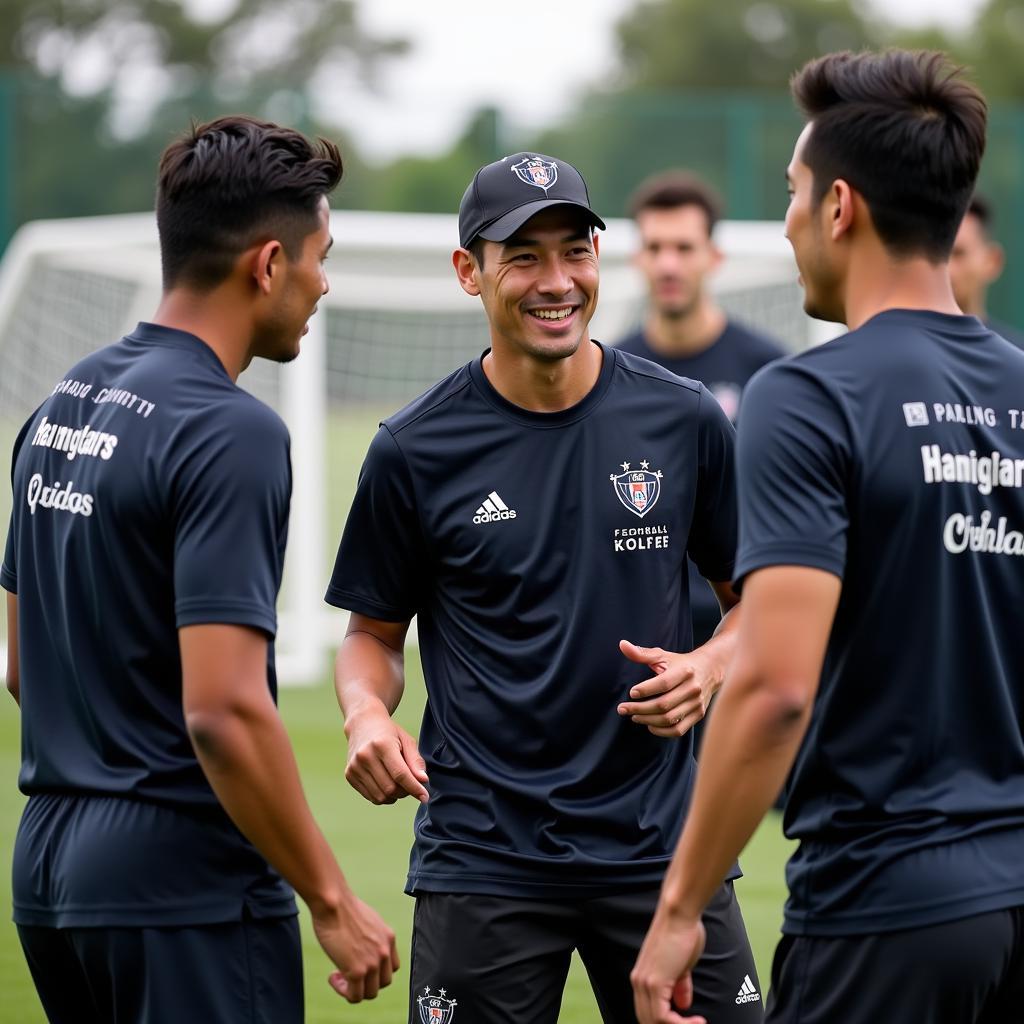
[613,0,878,92]
[0,1,407,242]
[1,1,406,131]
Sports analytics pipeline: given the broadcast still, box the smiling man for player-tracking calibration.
[325,152,762,1023]
[631,50,1024,1024]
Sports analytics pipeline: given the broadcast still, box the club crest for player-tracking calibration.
[418,986,458,1023]
[512,155,558,191]
[610,460,663,518]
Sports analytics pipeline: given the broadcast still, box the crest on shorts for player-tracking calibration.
[610,460,663,518]
[512,155,558,191]
[418,986,458,1023]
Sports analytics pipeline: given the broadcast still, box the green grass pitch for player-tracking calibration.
[0,650,794,1023]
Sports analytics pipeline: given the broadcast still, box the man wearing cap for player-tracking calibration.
[325,153,762,1023]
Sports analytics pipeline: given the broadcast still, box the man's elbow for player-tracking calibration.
[184,692,265,768]
[751,682,814,739]
[6,673,19,706]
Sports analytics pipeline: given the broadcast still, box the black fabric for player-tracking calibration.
[736,309,1024,936]
[17,912,303,1024]
[2,322,295,926]
[328,343,740,897]
[615,320,785,647]
[765,907,1024,1024]
[409,882,761,1024]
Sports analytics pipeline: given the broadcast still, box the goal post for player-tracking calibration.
[0,209,823,683]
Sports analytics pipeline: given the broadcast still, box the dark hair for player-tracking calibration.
[627,171,723,235]
[156,115,343,291]
[468,236,487,268]
[790,50,987,261]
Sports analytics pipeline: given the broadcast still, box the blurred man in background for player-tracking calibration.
[617,171,786,723]
[950,193,1024,348]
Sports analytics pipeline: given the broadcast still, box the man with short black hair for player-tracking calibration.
[328,152,762,1023]
[618,170,785,651]
[3,115,398,1024]
[950,194,1024,348]
[632,48,1024,1024]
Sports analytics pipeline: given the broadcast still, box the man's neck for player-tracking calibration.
[644,300,727,359]
[842,247,962,332]
[482,337,603,413]
[152,289,253,382]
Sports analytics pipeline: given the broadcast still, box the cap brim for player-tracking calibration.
[475,199,606,244]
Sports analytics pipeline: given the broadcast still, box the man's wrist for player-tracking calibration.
[341,693,391,737]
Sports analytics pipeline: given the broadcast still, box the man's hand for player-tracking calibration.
[313,893,400,1002]
[631,910,707,1024]
[344,702,429,804]
[617,640,724,737]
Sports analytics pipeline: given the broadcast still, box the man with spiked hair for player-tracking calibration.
[633,49,1024,1024]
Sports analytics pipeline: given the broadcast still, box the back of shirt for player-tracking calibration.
[3,323,290,803]
[2,323,296,926]
[735,310,1024,936]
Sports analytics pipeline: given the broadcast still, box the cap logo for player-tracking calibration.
[512,156,558,192]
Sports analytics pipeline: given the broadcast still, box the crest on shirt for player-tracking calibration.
[512,155,558,191]
[418,986,458,1023]
[610,460,663,518]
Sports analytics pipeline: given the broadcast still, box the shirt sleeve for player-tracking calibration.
[172,403,291,635]
[1,512,15,594]
[686,384,739,583]
[733,361,851,586]
[325,425,427,622]
[2,410,41,594]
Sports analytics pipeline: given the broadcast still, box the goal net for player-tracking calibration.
[0,210,826,683]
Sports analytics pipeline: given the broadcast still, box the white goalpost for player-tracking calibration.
[0,209,829,684]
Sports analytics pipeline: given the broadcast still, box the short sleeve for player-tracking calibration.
[325,426,427,622]
[2,410,40,594]
[686,385,739,582]
[1,512,15,594]
[733,362,851,586]
[173,404,291,635]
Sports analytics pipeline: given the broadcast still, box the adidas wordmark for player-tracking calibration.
[473,490,517,525]
[735,974,760,1005]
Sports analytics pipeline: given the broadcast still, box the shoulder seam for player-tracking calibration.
[388,374,474,435]
[615,354,702,394]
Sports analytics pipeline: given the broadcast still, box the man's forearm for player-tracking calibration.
[187,691,351,914]
[336,629,406,724]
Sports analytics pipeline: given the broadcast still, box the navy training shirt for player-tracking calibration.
[616,319,785,642]
[327,342,740,897]
[1,322,296,926]
[735,309,1024,936]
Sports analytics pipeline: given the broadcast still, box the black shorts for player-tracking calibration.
[17,911,302,1024]
[410,881,762,1024]
[766,906,1024,1024]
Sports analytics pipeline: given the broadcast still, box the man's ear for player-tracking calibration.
[252,239,284,296]
[830,179,856,241]
[453,247,482,297]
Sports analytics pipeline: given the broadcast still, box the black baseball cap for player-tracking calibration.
[458,152,606,249]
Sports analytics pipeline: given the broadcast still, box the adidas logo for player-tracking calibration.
[472,490,517,524]
[735,974,760,1005]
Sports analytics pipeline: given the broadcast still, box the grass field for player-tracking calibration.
[0,650,794,1023]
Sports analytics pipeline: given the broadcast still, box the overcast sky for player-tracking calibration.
[326,0,988,161]
[178,0,988,161]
